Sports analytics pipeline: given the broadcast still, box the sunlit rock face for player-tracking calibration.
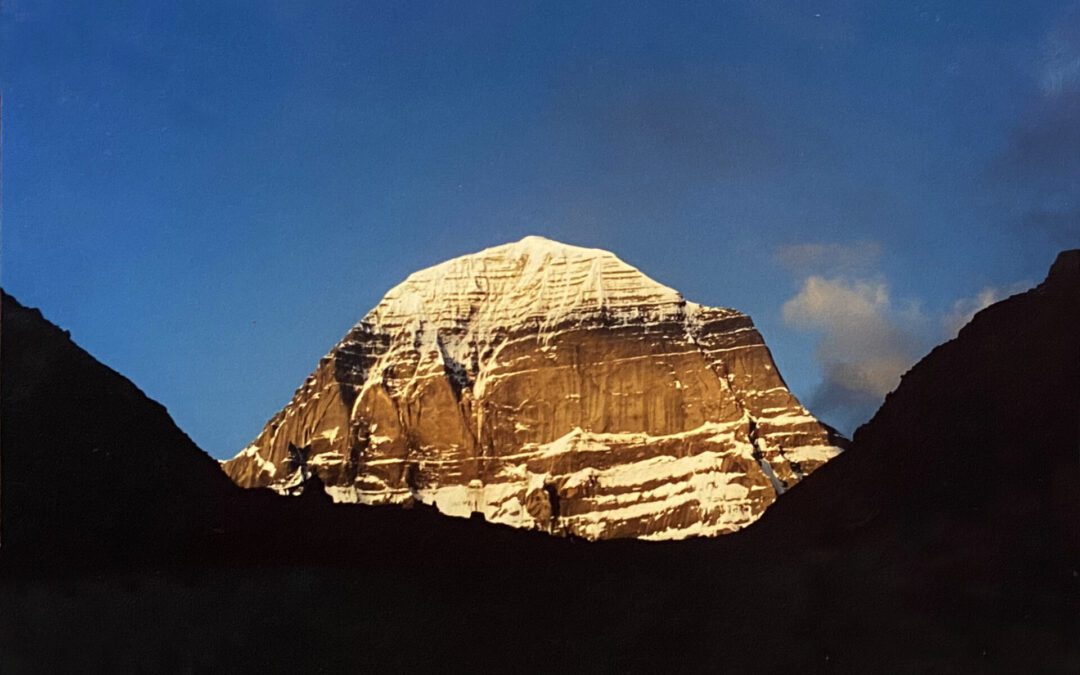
[222,236,845,540]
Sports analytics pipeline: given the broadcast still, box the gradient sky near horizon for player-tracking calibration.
[3,1,1077,458]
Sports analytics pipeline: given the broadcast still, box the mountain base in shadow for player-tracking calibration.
[2,250,1077,671]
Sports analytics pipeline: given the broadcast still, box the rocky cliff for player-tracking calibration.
[222,236,844,539]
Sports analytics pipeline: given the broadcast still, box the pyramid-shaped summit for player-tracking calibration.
[223,236,845,540]
[365,235,691,354]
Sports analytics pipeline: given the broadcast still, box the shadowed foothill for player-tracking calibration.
[0,250,1076,671]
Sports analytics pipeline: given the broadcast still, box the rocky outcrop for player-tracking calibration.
[222,236,845,539]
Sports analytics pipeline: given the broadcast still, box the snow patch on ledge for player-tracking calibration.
[237,444,276,478]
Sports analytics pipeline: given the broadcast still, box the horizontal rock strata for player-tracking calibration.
[222,236,844,540]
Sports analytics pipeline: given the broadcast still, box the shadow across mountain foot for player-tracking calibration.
[1,250,1077,671]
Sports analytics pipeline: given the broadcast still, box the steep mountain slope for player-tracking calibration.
[762,249,1079,541]
[0,289,530,571]
[743,249,1080,662]
[0,291,238,564]
[222,236,845,539]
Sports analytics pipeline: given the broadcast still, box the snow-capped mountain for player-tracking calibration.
[221,236,845,539]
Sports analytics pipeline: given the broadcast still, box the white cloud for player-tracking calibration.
[774,241,881,277]
[776,244,1030,434]
[781,276,928,431]
[782,276,889,330]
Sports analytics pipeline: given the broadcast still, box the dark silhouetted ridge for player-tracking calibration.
[1,290,236,565]
[1,250,1077,671]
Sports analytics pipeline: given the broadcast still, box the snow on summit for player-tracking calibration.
[222,234,845,541]
[368,235,693,335]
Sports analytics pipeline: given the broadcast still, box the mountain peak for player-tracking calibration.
[368,236,693,337]
[484,235,620,264]
[224,237,844,540]
[504,234,606,255]
[1047,249,1079,287]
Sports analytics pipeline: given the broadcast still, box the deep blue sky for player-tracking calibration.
[3,1,1077,456]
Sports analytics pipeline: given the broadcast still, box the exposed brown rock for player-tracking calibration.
[222,236,845,538]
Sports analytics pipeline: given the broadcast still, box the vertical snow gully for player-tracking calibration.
[748,417,787,495]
